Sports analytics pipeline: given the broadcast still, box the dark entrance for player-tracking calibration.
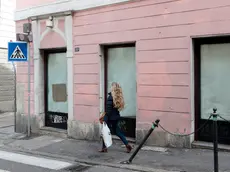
[44,49,68,129]
[194,36,230,144]
[104,44,136,138]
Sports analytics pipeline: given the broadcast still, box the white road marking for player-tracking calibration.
[142,146,168,152]
[0,150,72,170]
[0,170,11,172]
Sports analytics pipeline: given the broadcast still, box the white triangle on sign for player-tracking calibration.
[10,46,26,59]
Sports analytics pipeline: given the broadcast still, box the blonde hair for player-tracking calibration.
[111,82,125,111]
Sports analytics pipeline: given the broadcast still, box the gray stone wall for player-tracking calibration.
[0,48,15,113]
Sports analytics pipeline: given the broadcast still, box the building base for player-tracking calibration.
[68,120,100,141]
[136,129,191,148]
[15,113,39,134]
[15,116,191,148]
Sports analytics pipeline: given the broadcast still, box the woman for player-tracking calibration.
[99,82,132,153]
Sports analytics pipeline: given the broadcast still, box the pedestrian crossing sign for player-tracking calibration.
[8,42,28,62]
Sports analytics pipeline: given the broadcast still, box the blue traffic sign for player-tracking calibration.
[8,42,28,62]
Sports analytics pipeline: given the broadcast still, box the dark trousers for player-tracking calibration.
[102,120,128,148]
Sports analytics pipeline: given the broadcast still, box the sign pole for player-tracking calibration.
[12,62,16,132]
[27,42,31,137]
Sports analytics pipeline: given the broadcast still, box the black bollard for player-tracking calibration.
[120,119,160,164]
[212,108,219,172]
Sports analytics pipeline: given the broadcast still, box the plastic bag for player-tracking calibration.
[101,122,112,148]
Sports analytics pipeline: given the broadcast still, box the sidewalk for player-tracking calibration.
[0,112,26,146]
[1,134,229,172]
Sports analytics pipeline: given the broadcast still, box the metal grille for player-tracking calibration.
[45,112,68,129]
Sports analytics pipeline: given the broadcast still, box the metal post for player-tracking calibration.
[121,119,160,164]
[212,108,218,172]
[12,62,16,132]
[27,42,31,137]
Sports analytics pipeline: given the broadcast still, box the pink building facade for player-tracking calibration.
[15,0,230,147]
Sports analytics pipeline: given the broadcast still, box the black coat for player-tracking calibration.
[104,92,120,122]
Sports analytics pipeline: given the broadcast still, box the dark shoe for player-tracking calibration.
[98,148,108,153]
[126,144,132,153]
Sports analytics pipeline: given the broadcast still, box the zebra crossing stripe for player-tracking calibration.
[0,150,72,170]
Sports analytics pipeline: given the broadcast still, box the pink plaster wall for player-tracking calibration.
[16,0,57,10]
[16,0,230,134]
[73,0,230,134]
[40,31,66,49]
[40,19,66,49]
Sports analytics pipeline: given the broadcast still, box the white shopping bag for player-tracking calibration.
[101,122,112,148]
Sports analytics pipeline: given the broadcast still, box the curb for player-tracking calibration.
[74,159,178,172]
[0,146,178,172]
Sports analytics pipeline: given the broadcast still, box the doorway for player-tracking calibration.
[104,44,136,138]
[194,37,230,144]
[44,49,68,129]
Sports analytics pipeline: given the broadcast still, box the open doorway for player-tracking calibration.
[44,49,68,130]
[194,36,230,144]
[104,44,136,138]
